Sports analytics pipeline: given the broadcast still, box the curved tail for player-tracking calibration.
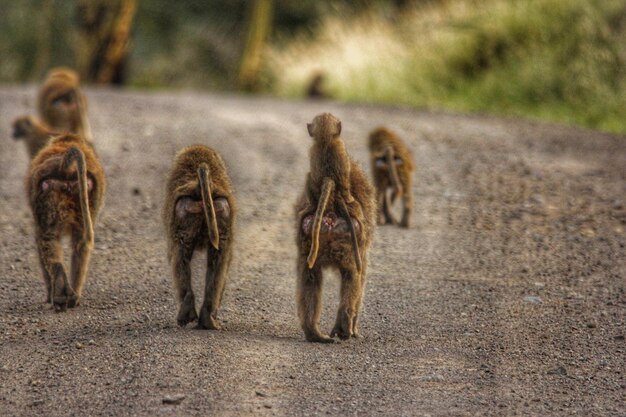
[75,91,93,143]
[197,163,220,250]
[307,177,335,269]
[336,197,362,272]
[62,146,93,244]
[385,144,402,200]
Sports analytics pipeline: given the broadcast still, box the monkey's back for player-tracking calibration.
[163,145,237,249]
[296,159,375,268]
[368,127,414,188]
[308,140,352,199]
[27,134,105,232]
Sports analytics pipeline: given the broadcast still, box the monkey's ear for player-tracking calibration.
[337,121,342,136]
[307,123,313,137]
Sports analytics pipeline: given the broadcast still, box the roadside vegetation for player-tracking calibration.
[266,0,626,133]
[0,0,623,133]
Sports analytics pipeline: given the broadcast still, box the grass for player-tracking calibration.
[265,0,626,134]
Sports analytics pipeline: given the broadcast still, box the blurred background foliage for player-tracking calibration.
[0,0,624,133]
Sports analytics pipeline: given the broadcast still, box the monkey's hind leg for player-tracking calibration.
[399,185,413,229]
[330,267,363,340]
[172,240,198,326]
[69,227,94,307]
[297,260,334,343]
[198,244,231,330]
[38,235,75,312]
[382,188,398,225]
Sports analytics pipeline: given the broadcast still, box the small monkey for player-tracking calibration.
[163,145,236,330]
[38,67,93,143]
[368,127,414,228]
[296,113,376,343]
[12,115,59,158]
[306,72,330,99]
[27,133,105,310]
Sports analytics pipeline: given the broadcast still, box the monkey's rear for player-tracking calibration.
[368,127,414,228]
[27,133,105,311]
[163,145,236,330]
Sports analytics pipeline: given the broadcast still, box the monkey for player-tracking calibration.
[368,127,414,228]
[163,145,236,330]
[305,113,360,270]
[296,113,376,343]
[26,133,105,311]
[37,67,93,143]
[306,72,330,99]
[12,115,59,158]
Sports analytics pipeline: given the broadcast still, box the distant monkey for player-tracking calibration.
[38,67,93,143]
[306,72,330,99]
[27,133,105,310]
[368,127,414,228]
[296,113,376,343]
[12,115,58,158]
[163,145,236,330]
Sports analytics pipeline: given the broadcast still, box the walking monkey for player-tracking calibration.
[27,133,105,310]
[296,113,376,343]
[368,127,414,228]
[163,145,236,330]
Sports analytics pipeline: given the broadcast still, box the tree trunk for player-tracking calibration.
[238,0,273,92]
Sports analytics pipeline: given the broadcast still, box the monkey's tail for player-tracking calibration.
[62,146,93,244]
[197,163,220,250]
[385,144,402,200]
[336,197,362,273]
[307,177,334,269]
[76,91,93,143]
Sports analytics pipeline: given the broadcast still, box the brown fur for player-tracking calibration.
[38,67,93,143]
[368,127,414,228]
[12,115,58,158]
[296,113,376,343]
[306,72,329,99]
[305,113,361,271]
[163,145,237,330]
[27,133,105,311]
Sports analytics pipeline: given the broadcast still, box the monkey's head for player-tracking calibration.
[368,127,394,151]
[307,113,341,141]
[12,115,36,140]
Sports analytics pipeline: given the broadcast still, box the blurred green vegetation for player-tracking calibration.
[0,0,624,133]
[268,0,626,134]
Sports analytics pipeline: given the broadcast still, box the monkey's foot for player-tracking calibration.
[383,213,398,226]
[177,295,198,327]
[197,309,222,330]
[331,311,354,340]
[52,291,77,312]
[399,216,410,229]
[304,330,336,344]
[52,273,77,312]
[67,297,81,308]
[330,324,353,340]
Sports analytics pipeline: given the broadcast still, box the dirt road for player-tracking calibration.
[0,87,624,416]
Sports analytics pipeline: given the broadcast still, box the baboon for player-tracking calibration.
[305,113,360,270]
[163,145,236,330]
[38,67,93,143]
[296,113,376,343]
[368,127,414,228]
[27,133,105,311]
[306,72,330,99]
[12,115,58,158]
